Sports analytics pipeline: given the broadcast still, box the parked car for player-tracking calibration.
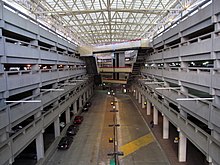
[58,136,73,150]
[73,116,83,124]
[86,101,92,107]
[82,105,88,112]
[66,124,79,136]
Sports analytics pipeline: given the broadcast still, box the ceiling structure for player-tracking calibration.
[11,0,207,46]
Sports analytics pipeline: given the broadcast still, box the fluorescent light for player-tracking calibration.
[155,87,181,90]
[41,89,64,91]
[5,100,41,103]
[139,79,152,81]
[176,98,214,101]
[145,82,165,84]
[63,83,77,86]
[74,80,85,81]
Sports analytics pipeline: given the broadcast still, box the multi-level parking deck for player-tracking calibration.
[135,0,220,164]
[0,2,93,165]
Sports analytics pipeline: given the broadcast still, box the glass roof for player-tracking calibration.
[11,0,208,46]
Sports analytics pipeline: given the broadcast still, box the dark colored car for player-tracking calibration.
[66,124,79,136]
[58,136,73,150]
[73,116,83,124]
[86,101,92,107]
[82,105,88,112]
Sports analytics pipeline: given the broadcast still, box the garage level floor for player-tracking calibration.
[45,90,169,165]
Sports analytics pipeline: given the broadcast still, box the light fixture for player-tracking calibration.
[5,100,41,103]
[41,89,64,92]
[145,82,165,84]
[176,98,214,101]
[62,83,77,86]
[155,87,180,90]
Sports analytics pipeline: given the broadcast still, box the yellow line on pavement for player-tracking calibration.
[120,133,154,157]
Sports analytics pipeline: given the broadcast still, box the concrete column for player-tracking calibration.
[180,109,187,118]
[35,111,41,119]
[138,93,141,104]
[36,132,44,160]
[153,106,158,125]
[54,117,60,137]
[32,64,40,71]
[212,130,220,141]
[0,131,7,142]
[142,96,145,108]
[147,100,151,115]
[79,96,83,108]
[178,131,187,162]
[65,108,70,124]
[83,92,86,103]
[135,91,138,99]
[91,87,94,95]
[163,115,169,139]
[90,88,92,96]
[73,101,77,114]
[119,52,125,80]
[87,90,89,100]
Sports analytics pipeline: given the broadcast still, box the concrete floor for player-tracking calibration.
[45,90,169,165]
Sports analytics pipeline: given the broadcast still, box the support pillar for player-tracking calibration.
[138,93,141,104]
[79,96,83,108]
[65,108,70,124]
[142,96,145,108]
[91,87,94,95]
[178,131,187,162]
[212,130,220,141]
[54,117,60,137]
[135,90,138,99]
[153,106,158,125]
[36,132,44,160]
[0,130,7,142]
[73,101,77,114]
[163,115,169,139]
[87,90,89,100]
[147,100,151,115]
[83,92,86,103]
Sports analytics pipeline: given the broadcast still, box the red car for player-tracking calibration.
[73,116,83,124]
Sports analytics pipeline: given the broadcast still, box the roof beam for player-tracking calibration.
[33,8,183,15]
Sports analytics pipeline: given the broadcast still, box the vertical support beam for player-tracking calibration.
[90,87,93,96]
[0,130,7,142]
[79,96,82,109]
[135,90,138,99]
[163,115,169,139]
[84,92,86,103]
[87,90,89,100]
[138,92,141,104]
[178,131,187,162]
[212,130,220,141]
[73,101,77,114]
[36,132,44,160]
[65,108,70,124]
[142,96,145,108]
[54,117,60,138]
[147,100,151,115]
[153,106,158,125]
[119,52,125,80]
